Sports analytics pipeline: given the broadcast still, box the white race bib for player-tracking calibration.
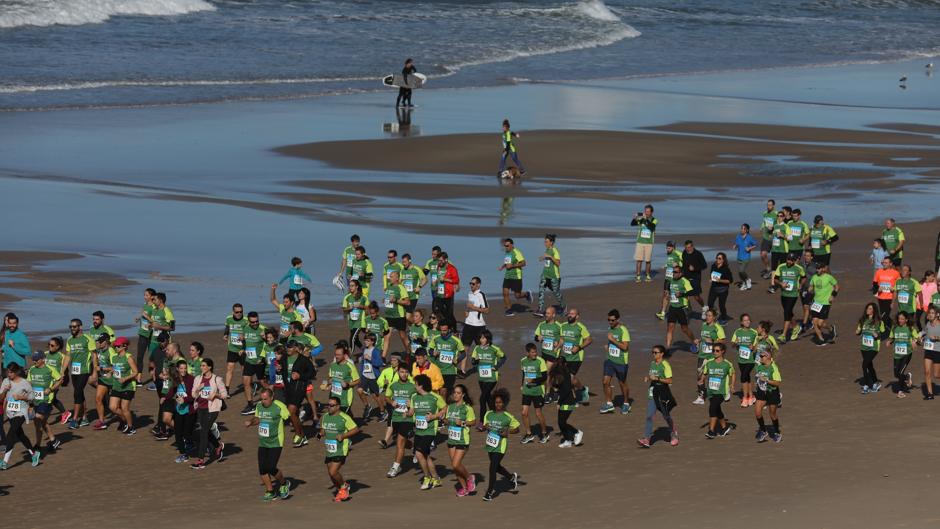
[394,398,408,413]
[810,302,823,313]
[479,365,493,378]
[404,280,414,292]
[811,238,821,249]
[898,291,910,304]
[349,308,361,322]
[362,362,373,375]
[782,279,795,292]
[485,431,501,448]
[229,333,243,346]
[503,255,512,265]
[6,399,23,413]
[438,351,455,364]
[738,345,752,360]
[246,347,258,360]
[790,226,802,237]
[707,376,722,391]
[258,422,270,437]
[862,335,875,348]
[437,283,445,296]
[384,297,393,309]
[669,292,679,304]
[894,343,909,356]
[879,282,891,293]
[710,271,722,282]
[702,343,713,355]
[448,425,462,441]
[563,343,574,355]
[639,228,652,239]
[607,344,621,358]
[33,387,45,401]
[925,339,937,352]
[346,255,354,267]
[541,338,554,351]
[325,439,338,454]
[71,362,81,375]
[330,379,343,396]
[199,386,211,399]
[415,417,428,430]
[292,275,303,286]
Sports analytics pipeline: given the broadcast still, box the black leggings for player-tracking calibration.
[894,355,912,391]
[707,289,729,319]
[708,396,725,419]
[4,416,35,454]
[196,408,220,459]
[174,411,196,454]
[487,451,512,494]
[137,335,150,378]
[739,363,754,383]
[861,350,878,387]
[557,408,577,442]
[479,381,496,419]
[72,374,90,405]
[877,299,892,336]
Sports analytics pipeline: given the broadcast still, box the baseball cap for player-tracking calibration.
[665,240,675,248]
[95,334,110,343]
[814,215,824,223]
[113,336,130,347]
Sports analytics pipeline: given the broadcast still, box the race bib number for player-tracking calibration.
[757,377,768,391]
[415,417,428,430]
[648,386,654,399]
[112,367,123,379]
[199,386,212,399]
[925,339,937,351]
[897,291,910,304]
[485,431,501,448]
[140,319,149,331]
[894,343,909,356]
[479,365,493,378]
[386,269,395,279]
[524,371,537,380]
[503,255,512,265]
[772,238,781,248]
[640,228,652,239]
[738,345,752,361]
[229,333,243,346]
[258,422,270,437]
[274,374,284,385]
[782,279,795,292]
[607,344,621,358]
[437,283,445,296]
[563,343,574,355]
[394,398,408,413]
[763,218,773,229]
[410,341,420,353]
[544,259,551,268]
[32,387,45,401]
[810,302,823,313]
[246,347,258,360]
[384,297,393,309]
[811,238,821,249]
[879,282,891,293]
[349,309,361,322]
[710,271,722,282]
[346,255,354,267]
[362,362,373,375]
[438,351,455,364]
[707,376,722,391]
[448,425,462,441]
[702,343,713,355]
[71,362,81,375]
[279,322,289,334]
[330,379,343,396]
[862,335,875,348]
[6,399,23,413]
[292,275,303,286]
[325,439,338,454]
[669,292,679,304]
[790,226,802,237]
[541,338,554,351]
[404,280,414,292]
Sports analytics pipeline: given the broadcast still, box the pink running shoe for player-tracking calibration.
[467,475,476,493]
[670,431,679,447]
[456,487,468,497]
[60,411,72,425]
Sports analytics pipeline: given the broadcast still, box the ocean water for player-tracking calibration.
[2,0,940,110]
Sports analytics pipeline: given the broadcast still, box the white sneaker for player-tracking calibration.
[745,279,752,289]
[573,430,584,446]
[739,283,748,291]
[558,440,573,448]
[386,464,401,478]
[692,396,705,405]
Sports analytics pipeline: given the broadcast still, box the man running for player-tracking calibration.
[498,119,526,177]
[134,288,156,384]
[429,321,461,401]
[88,311,115,343]
[809,215,838,266]
[534,307,562,402]
[630,204,658,283]
[682,240,708,318]
[873,257,900,332]
[400,254,426,323]
[321,396,360,501]
[325,343,359,415]
[519,343,549,444]
[384,271,411,354]
[663,266,697,352]
[759,200,777,279]
[240,312,267,415]
[882,218,906,266]
[600,309,631,414]
[223,303,249,391]
[560,308,592,404]
[499,238,531,316]
[808,263,839,346]
[385,364,417,478]
[771,253,806,343]
[338,234,362,289]
[461,276,489,374]
[66,319,96,429]
[244,388,291,501]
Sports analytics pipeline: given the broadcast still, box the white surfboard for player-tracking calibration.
[382,72,427,89]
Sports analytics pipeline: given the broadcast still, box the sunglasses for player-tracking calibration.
[328,403,340,408]
[607,318,617,322]
[233,310,243,314]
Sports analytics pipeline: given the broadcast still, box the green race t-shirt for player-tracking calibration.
[890,324,915,358]
[110,352,135,392]
[243,324,266,365]
[787,220,809,250]
[810,225,837,255]
[138,303,155,337]
[542,247,560,280]
[731,327,759,364]
[364,315,389,340]
[894,278,920,314]
[810,273,838,305]
[472,345,505,382]
[761,209,777,241]
[383,284,409,319]
[882,227,905,257]
[429,334,462,375]
[342,294,367,329]
[520,356,547,396]
[27,364,60,404]
[400,266,425,300]
[382,261,404,290]
[560,322,590,362]
[755,362,782,393]
[503,248,525,280]
[771,222,790,254]
[407,323,428,355]
[774,264,805,298]
[321,412,357,457]
[225,315,249,353]
[702,358,734,397]
[255,400,290,448]
[667,277,693,308]
[66,334,95,375]
[857,319,885,352]
[635,217,658,244]
[411,392,446,436]
[386,380,418,423]
[149,306,175,344]
[444,403,475,446]
[483,410,520,454]
[535,321,562,357]
[647,360,672,400]
[664,250,684,271]
[605,324,631,365]
[699,323,726,358]
[327,359,359,407]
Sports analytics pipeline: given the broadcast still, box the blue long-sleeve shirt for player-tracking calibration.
[735,233,758,262]
[2,328,30,368]
[278,267,312,291]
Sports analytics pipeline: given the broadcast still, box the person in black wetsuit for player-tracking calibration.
[397,58,416,108]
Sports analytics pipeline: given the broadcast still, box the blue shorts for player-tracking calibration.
[34,403,53,416]
[603,360,628,382]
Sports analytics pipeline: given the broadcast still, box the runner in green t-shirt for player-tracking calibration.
[28,353,62,450]
[244,389,291,501]
[787,209,810,252]
[269,285,302,340]
[857,303,885,394]
[894,265,921,319]
[754,348,783,443]
[887,312,916,397]
[341,279,368,348]
[699,343,735,439]
[429,321,462,378]
[759,200,777,277]
[108,339,139,435]
[471,330,505,420]
[519,343,549,444]
[91,335,115,430]
[694,310,726,405]
[882,218,906,264]
[657,242,686,318]
[383,271,411,352]
[482,387,520,502]
[148,293,175,348]
[808,263,839,346]
[385,365,417,479]
[407,309,429,358]
[663,267,697,350]
[534,307,562,364]
[223,303,249,390]
[809,215,838,266]
[444,384,477,495]
[600,309,631,414]
[350,247,374,299]
[382,250,404,291]
[320,395,360,503]
[364,302,391,360]
[768,211,791,274]
[337,234,361,283]
[536,234,565,316]
[408,374,446,490]
[324,345,360,412]
[772,254,806,342]
[240,313,267,414]
[399,254,426,322]
[637,344,678,448]
[500,238,531,316]
[65,319,96,429]
[731,314,759,407]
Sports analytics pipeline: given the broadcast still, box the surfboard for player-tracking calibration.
[382,72,427,89]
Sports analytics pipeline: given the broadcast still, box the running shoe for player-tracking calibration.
[387,464,401,478]
[261,491,277,502]
[670,431,679,446]
[520,434,536,444]
[704,430,716,439]
[154,432,170,441]
[738,283,748,291]
[31,451,41,467]
[125,428,137,436]
[740,399,749,408]
[279,480,291,499]
[59,411,72,425]
[906,372,913,388]
[175,454,190,464]
[558,440,573,448]
[767,287,776,294]
[925,394,935,401]
[190,459,207,470]
[692,396,705,405]
[645,275,652,282]
[379,410,390,423]
[430,477,442,489]
[50,439,61,451]
[720,424,734,437]
[292,435,304,448]
[510,472,519,491]
[771,432,783,443]
[145,382,157,391]
[634,277,642,284]
[524,290,532,303]
[654,311,665,321]
[831,324,838,339]
[420,477,432,490]
[636,438,651,448]
[333,484,349,502]
[150,425,161,435]
[580,386,590,404]
[775,332,787,342]
[790,327,801,341]
[573,430,584,446]
[813,337,827,347]
[620,403,631,414]
[92,420,108,431]
[538,433,551,444]
[240,403,255,416]
[756,430,769,443]
[871,382,883,393]
[532,311,545,318]
[119,424,129,434]
[504,310,515,317]
[897,391,907,399]
[598,403,615,414]
[0,461,7,471]
[860,385,870,394]
[483,491,495,502]
[456,487,469,498]
[377,439,389,449]
[362,405,373,422]
[745,279,752,290]
[79,417,91,427]
[215,441,226,461]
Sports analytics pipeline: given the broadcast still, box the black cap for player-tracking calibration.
[814,215,823,223]
[95,334,110,343]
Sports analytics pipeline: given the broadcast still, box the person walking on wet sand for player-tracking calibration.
[396,58,416,108]
[498,119,526,177]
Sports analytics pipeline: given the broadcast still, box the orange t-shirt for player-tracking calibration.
[873,269,900,300]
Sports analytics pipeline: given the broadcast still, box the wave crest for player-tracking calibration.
[0,0,215,29]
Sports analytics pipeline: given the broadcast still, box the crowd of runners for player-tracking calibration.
[3,200,940,503]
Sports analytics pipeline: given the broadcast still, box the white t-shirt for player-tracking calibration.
[464,290,487,327]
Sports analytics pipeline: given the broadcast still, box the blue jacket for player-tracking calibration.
[2,328,30,368]
[278,267,312,290]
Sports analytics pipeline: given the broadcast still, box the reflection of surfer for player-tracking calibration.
[396,58,416,108]
[499,196,514,226]
[498,119,526,177]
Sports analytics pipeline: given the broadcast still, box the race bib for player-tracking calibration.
[386,269,395,279]
[410,342,420,353]
[279,322,289,334]
[479,365,493,378]
[246,347,258,360]
[71,362,81,375]
[702,343,713,355]
[362,362,373,375]
[349,309,362,321]
[346,255,354,267]
[879,282,891,293]
[790,226,802,237]
[199,386,211,399]
[330,379,343,396]
[325,439,338,454]
[437,283,445,296]
[404,280,414,292]
[503,255,512,265]
[640,228,652,239]
[898,291,910,304]
[669,292,679,304]
[438,351,455,364]
[140,319,149,331]
[541,338,554,351]
[292,275,303,286]
[607,344,621,358]
[563,343,574,355]
[772,238,782,248]
[6,399,23,413]
[738,345,752,360]
[258,422,270,437]
[862,335,875,348]
[894,343,909,356]
[274,374,284,385]
[112,366,123,379]
[925,339,937,351]
[648,386,654,399]
[33,387,45,401]
[485,431,501,448]
[707,376,722,391]
[811,238,821,249]
[415,416,428,430]
[394,398,408,413]
[710,271,722,282]
[350,273,359,281]
[544,259,551,268]
[448,425,462,441]
[524,371,537,380]
[757,377,768,391]
[229,333,243,346]
[810,302,823,313]
[763,218,773,229]
[782,279,795,292]
[384,297,393,309]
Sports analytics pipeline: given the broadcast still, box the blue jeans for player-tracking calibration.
[644,398,674,438]
[498,150,525,173]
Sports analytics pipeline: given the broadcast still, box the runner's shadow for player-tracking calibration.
[136,415,155,428]
[346,479,369,494]
[0,485,11,496]
[651,426,673,445]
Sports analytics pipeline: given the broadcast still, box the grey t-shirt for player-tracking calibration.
[924,321,940,351]
[1,377,34,420]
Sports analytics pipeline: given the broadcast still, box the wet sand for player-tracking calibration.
[0,251,135,304]
[5,216,940,528]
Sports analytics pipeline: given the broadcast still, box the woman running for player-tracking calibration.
[699,343,735,439]
[408,309,430,359]
[856,302,885,394]
[754,349,783,443]
[28,351,62,452]
[471,329,505,424]
[482,387,520,501]
[731,314,759,407]
[444,383,476,496]
[190,358,227,469]
[170,360,196,463]
[694,309,726,405]
[1,364,40,468]
[886,312,915,398]
[549,358,584,448]
[923,307,940,399]
[108,337,139,435]
[707,252,733,323]
[637,345,678,448]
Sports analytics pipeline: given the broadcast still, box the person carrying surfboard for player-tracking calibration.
[498,119,526,177]
[396,58,416,108]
